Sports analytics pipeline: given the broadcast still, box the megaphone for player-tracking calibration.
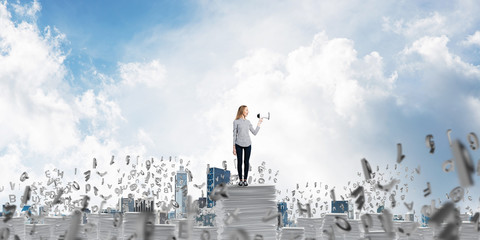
[257,112,270,120]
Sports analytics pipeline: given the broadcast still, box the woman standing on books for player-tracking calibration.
[233,105,262,187]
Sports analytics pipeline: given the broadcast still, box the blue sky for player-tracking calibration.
[2,0,480,220]
[34,0,196,87]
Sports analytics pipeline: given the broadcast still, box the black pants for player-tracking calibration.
[235,144,251,180]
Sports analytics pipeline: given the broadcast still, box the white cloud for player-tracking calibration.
[466,96,480,130]
[285,33,398,124]
[382,12,448,39]
[75,88,124,138]
[71,0,480,216]
[395,33,480,143]
[0,1,154,207]
[3,0,480,216]
[0,1,76,155]
[403,35,452,64]
[119,60,166,88]
[75,89,98,119]
[201,32,398,192]
[11,0,41,20]
[462,31,480,46]
[402,35,480,77]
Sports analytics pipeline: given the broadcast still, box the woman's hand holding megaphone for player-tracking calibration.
[257,118,263,127]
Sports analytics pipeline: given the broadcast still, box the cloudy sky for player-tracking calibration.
[2,0,480,217]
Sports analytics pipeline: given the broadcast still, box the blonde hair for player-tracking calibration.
[235,105,247,120]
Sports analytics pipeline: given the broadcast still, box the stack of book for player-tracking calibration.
[394,221,420,240]
[1,216,25,239]
[297,217,323,239]
[25,224,51,240]
[279,227,305,240]
[363,231,396,240]
[98,213,121,239]
[320,213,349,239]
[459,221,476,239]
[172,219,194,239]
[192,226,218,240]
[360,213,395,240]
[215,185,278,240]
[123,212,144,239]
[44,216,68,239]
[416,227,434,239]
[85,214,100,240]
[343,219,362,240]
[153,224,176,239]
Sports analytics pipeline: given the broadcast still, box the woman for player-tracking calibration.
[233,105,262,187]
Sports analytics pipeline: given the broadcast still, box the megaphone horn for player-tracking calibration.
[257,112,270,120]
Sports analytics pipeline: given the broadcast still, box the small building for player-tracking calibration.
[207,167,231,208]
[176,166,188,218]
[331,201,349,214]
[198,197,207,209]
[120,197,135,212]
[158,211,168,224]
[168,211,176,220]
[277,202,288,227]
[421,214,430,227]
